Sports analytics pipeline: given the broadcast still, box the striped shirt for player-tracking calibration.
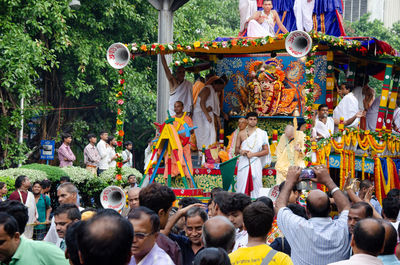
[277,207,351,265]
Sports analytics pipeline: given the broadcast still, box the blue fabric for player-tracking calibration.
[169,233,203,265]
[314,0,342,15]
[313,11,342,37]
[273,0,297,32]
[380,157,389,184]
[393,159,400,173]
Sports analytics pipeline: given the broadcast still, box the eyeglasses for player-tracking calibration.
[134,232,155,240]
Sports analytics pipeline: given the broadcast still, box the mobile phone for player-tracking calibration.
[299,168,315,180]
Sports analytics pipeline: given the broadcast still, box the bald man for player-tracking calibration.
[377,220,399,264]
[202,216,236,253]
[276,165,351,265]
[122,187,140,217]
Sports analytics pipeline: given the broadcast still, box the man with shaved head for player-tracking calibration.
[329,218,385,265]
[276,165,351,265]
[378,220,399,264]
[202,216,236,253]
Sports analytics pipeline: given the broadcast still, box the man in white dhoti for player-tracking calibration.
[333,83,364,131]
[314,104,334,139]
[235,112,271,198]
[161,54,193,116]
[293,0,315,32]
[245,0,288,38]
[239,0,258,33]
[192,76,226,150]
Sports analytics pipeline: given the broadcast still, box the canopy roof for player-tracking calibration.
[129,32,400,68]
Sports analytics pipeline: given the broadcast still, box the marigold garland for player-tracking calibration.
[114,69,126,182]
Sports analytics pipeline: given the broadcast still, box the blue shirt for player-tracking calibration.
[35,194,50,230]
[378,255,400,265]
[277,207,351,265]
[169,233,203,265]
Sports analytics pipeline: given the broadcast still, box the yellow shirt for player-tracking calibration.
[229,244,293,265]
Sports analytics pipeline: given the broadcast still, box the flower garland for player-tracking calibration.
[303,45,318,165]
[114,69,126,182]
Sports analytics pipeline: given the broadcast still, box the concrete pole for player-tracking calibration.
[156,0,173,122]
[148,0,188,122]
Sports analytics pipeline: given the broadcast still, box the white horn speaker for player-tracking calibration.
[100,186,126,212]
[285,30,312,58]
[107,43,131,69]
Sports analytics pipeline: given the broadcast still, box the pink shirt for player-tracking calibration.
[58,143,76,167]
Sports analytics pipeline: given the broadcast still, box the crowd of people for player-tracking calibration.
[57,131,135,174]
[0,168,398,265]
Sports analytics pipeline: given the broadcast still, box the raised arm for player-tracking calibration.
[273,11,288,34]
[160,54,174,83]
[161,203,204,235]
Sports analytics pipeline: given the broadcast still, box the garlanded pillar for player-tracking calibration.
[376,65,393,131]
[385,73,399,131]
[326,51,335,113]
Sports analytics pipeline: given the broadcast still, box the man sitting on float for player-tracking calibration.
[333,82,364,132]
[244,0,288,38]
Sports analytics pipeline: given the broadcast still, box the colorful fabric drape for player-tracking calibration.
[374,157,400,204]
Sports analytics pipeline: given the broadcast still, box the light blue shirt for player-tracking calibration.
[277,207,351,265]
[378,255,400,265]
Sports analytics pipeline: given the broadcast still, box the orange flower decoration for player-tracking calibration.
[277,34,284,40]
[231,39,237,46]
[177,44,183,50]
[118,130,124,136]
[118,109,122,115]
[159,45,165,51]
[251,40,257,46]
[212,42,218,48]
[140,45,147,51]
[116,174,122,181]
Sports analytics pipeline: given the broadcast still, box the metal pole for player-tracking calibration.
[18,96,24,167]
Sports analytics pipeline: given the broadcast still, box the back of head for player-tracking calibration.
[255,196,274,210]
[60,176,71,183]
[65,221,82,265]
[387,188,400,199]
[227,193,252,213]
[380,220,398,255]
[178,197,202,208]
[351,202,373,218]
[353,218,385,256]
[96,208,121,217]
[0,212,19,237]
[193,248,231,265]
[382,197,400,219]
[107,135,114,144]
[78,214,133,265]
[0,201,28,234]
[139,183,176,214]
[128,206,160,233]
[287,203,308,219]
[210,187,224,200]
[306,190,331,218]
[40,179,51,190]
[243,202,274,238]
[203,216,235,252]
[213,191,232,215]
[54,204,81,220]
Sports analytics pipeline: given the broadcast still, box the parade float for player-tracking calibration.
[106,4,400,202]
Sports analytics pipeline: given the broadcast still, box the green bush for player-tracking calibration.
[0,177,15,197]
[21,163,67,182]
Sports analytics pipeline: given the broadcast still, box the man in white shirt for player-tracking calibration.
[314,104,334,139]
[54,204,81,250]
[333,83,364,131]
[329,218,385,265]
[96,131,109,175]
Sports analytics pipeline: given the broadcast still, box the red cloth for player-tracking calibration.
[9,190,27,204]
[245,164,254,196]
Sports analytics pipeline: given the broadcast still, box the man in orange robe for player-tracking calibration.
[164,101,195,188]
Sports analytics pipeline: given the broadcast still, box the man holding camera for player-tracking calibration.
[275,165,351,265]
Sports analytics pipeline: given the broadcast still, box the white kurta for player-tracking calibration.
[247,11,275,38]
[23,191,37,239]
[236,128,271,198]
[333,92,360,130]
[239,0,258,32]
[314,117,334,138]
[294,0,315,32]
[192,85,218,150]
[169,80,193,116]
